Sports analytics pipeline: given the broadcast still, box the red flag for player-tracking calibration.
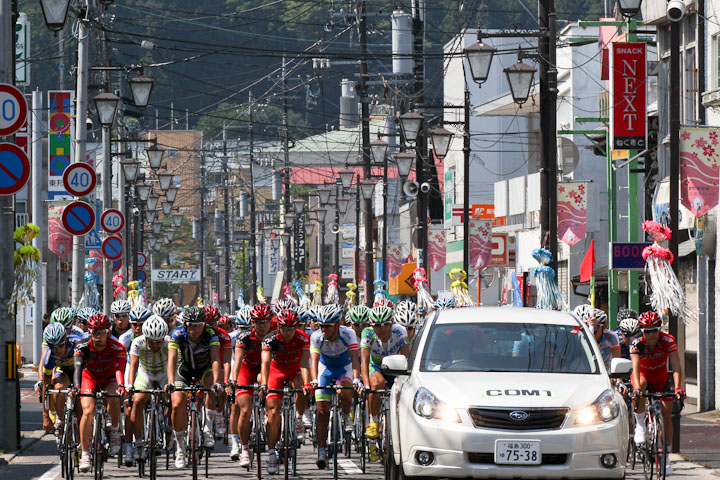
[579,240,595,283]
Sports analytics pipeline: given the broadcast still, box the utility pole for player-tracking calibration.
[223,125,231,311]
[200,148,207,300]
[101,6,112,316]
[462,89,471,275]
[413,0,428,279]
[359,0,374,305]
[249,92,258,305]
[282,56,293,283]
[32,91,43,363]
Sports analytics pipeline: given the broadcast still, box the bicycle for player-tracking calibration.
[351,388,367,473]
[236,383,267,478]
[79,391,119,480]
[364,388,390,477]
[267,384,307,480]
[327,385,356,480]
[46,389,78,480]
[634,390,678,480]
[131,389,169,480]
[181,383,216,480]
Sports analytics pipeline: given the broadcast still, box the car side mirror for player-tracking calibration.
[609,357,633,379]
[381,354,409,376]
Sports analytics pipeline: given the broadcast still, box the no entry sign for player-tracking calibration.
[0,142,30,195]
[63,163,96,197]
[61,201,95,235]
[102,236,123,260]
[101,209,125,234]
[0,83,28,136]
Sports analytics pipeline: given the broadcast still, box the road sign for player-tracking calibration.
[112,258,122,272]
[490,234,509,266]
[137,270,147,283]
[610,242,652,270]
[62,163,96,197]
[61,200,95,235]
[0,142,30,195]
[137,253,147,268]
[101,209,124,234]
[0,83,27,136]
[102,236,123,260]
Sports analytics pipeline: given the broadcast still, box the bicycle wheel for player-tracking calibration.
[642,416,654,480]
[652,413,666,480]
[64,410,75,480]
[332,402,339,480]
[254,404,262,478]
[190,408,198,480]
[283,406,290,480]
[149,407,158,480]
[93,413,105,480]
[359,400,366,473]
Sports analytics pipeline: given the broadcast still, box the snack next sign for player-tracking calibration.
[610,42,646,150]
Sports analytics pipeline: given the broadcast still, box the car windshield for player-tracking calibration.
[420,322,599,374]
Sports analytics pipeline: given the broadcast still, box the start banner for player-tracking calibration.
[151,269,200,283]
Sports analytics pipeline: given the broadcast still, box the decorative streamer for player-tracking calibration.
[293,280,311,310]
[325,274,339,305]
[282,284,297,305]
[237,289,245,308]
[373,279,387,305]
[412,268,434,313]
[449,268,473,306]
[256,287,266,304]
[531,248,568,311]
[312,281,323,306]
[112,273,126,300]
[9,224,41,313]
[344,283,357,311]
[79,257,100,310]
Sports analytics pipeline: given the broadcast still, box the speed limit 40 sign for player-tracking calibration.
[101,208,125,234]
[0,84,28,136]
[63,163,96,197]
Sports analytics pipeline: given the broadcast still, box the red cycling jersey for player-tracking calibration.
[214,326,232,357]
[262,330,309,399]
[630,332,677,395]
[235,329,263,396]
[74,338,126,394]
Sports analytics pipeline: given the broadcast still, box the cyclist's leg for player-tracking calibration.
[51,370,70,423]
[78,372,98,453]
[632,372,650,444]
[236,368,257,447]
[368,365,386,420]
[315,363,335,449]
[200,368,217,444]
[265,367,289,451]
[292,373,307,416]
[337,363,354,414]
[105,380,121,427]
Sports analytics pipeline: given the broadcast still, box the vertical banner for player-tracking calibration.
[48,200,72,258]
[268,238,279,274]
[427,229,446,272]
[15,13,30,85]
[386,244,403,277]
[48,91,74,200]
[679,126,720,217]
[469,219,493,269]
[610,42,647,149]
[356,250,366,284]
[557,182,587,246]
[444,169,454,227]
[294,215,306,273]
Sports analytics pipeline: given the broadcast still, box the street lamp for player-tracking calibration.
[40,0,71,32]
[463,41,496,85]
[304,222,315,236]
[339,169,355,189]
[395,152,414,178]
[337,198,350,216]
[315,208,328,223]
[165,186,178,203]
[318,187,332,205]
[145,210,156,223]
[163,234,170,245]
[93,93,120,127]
[271,237,280,250]
[147,237,157,249]
[145,144,164,170]
[146,194,159,211]
[398,111,424,143]
[136,183,151,202]
[173,214,183,227]
[121,157,139,183]
[284,214,296,229]
[158,172,173,192]
[370,138,389,164]
[504,60,536,105]
[152,222,162,235]
[293,199,306,214]
[280,233,290,247]
[127,75,154,109]
[429,127,454,159]
[167,230,175,241]
[162,201,173,216]
[360,180,376,200]
[617,0,642,18]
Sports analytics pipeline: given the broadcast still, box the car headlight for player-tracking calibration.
[413,387,461,422]
[575,389,619,425]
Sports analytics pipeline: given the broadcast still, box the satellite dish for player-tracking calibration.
[557,137,579,175]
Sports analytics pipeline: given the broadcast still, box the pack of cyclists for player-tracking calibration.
[40,289,685,477]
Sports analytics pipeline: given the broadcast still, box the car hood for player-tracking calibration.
[412,371,610,410]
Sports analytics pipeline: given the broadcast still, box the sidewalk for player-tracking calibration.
[678,409,720,472]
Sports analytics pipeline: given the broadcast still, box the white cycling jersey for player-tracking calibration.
[129,335,169,378]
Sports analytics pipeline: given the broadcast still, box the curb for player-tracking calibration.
[0,429,51,466]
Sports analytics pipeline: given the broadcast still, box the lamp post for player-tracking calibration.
[145,144,164,171]
[39,0,71,32]
[128,75,154,110]
[121,156,139,291]
[315,208,328,285]
[399,111,426,274]
[370,138,389,281]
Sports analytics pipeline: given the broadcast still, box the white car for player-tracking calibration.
[382,306,631,479]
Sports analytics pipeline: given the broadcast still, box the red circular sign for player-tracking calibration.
[62,163,96,197]
[112,258,122,272]
[102,236,123,260]
[0,84,28,136]
[0,143,30,195]
[137,253,147,268]
[61,201,95,235]
[101,208,125,234]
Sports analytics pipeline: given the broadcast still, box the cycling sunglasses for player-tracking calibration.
[90,328,110,337]
[186,322,205,328]
[641,327,661,333]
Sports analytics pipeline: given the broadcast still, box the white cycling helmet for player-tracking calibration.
[572,304,594,322]
[394,301,419,327]
[111,300,132,315]
[142,315,169,341]
[153,297,177,318]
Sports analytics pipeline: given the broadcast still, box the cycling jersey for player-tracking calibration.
[360,324,408,369]
[112,325,131,341]
[130,335,169,377]
[119,330,135,352]
[630,332,677,393]
[214,326,232,358]
[595,329,620,370]
[614,328,634,360]
[42,334,83,379]
[74,338,127,394]
[262,330,309,399]
[169,325,219,373]
[310,326,357,369]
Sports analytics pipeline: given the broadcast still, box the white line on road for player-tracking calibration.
[33,464,61,480]
[338,458,363,474]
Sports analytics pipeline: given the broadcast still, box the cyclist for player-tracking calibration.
[587,307,620,370]
[393,301,420,341]
[260,308,312,475]
[166,306,222,469]
[229,303,274,465]
[73,313,127,473]
[615,308,640,360]
[41,323,83,437]
[204,305,232,439]
[630,310,685,471]
[361,305,409,461]
[111,300,132,339]
[126,315,169,465]
[153,297,178,330]
[309,304,362,469]
[75,307,96,333]
[346,304,370,341]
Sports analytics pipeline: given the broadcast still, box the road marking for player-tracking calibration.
[33,464,61,480]
[338,458,362,474]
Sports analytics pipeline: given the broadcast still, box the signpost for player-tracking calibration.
[100,209,124,234]
[491,234,509,266]
[0,83,27,136]
[62,162,96,197]
[102,236,123,260]
[61,200,95,235]
[0,143,30,195]
[610,242,651,270]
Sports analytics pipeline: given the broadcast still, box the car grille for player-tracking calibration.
[468,452,568,465]
[468,407,569,430]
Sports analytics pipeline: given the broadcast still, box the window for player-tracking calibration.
[684,47,696,123]
[684,14,696,45]
[713,35,720,89]
[659,24,671,58]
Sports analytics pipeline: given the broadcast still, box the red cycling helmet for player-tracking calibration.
[250,304,274,322]
[275,308,299,327]
[204,305,221,323]
[638,311,662,329]
[88,312,111,330]
[373,298,394,308]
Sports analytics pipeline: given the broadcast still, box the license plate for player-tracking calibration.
[494,440,541,465]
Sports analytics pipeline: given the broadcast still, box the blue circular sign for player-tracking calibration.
[137,270,147,283]
[102,236,123,260]
[112,258,122,272]
[0,143,30,195]
[61,201,95,235]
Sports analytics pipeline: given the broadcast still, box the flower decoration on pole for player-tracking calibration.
[531,248,567,311]
[449,268,473,306]
[127,280,140,308]
[313,281,323,306]
[373,279,387,306]
[282,284,297,304]
[325,273,340,305]
[344,283,357,310]
[293,279,311,310]
[641,221,696,322]
[413,267,434,314]
[80,258,101,310]
[10,223,41,313]
[256,286,266,304]
[236,289,246,309]
[112,273,127,299]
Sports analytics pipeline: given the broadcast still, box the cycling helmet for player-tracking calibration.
[110,300,132,315]
[276,298,295,311]
[306,305,321,323]
[204,305,221,324]
[153,297,177,318]
[433,297,455,311]
[316,304,343,325]
[296,305,310,323]
[218,314,232,328]
[183,306,206,324]
[394,301,419,328]
[638,311,662,329]
[369,305,394,325]
[617,308,640,336]
[76,307,96,325]
[373,298,394,308]
[235,308,252,329]
[593,308,608,326]
[43,322,67,347]
[50,307,75,327]
[346,305,371,325]
[572,304,594,321]
[275,308,299,327]
[130,305,152,323]
[250,304,274,322]
[142,315,169,341]
[88,313,111,331]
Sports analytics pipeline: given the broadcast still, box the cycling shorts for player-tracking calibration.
[50,366,73,386]
[134,367,167,391]
[266,365,299,400]
[80,370,118,395]
[640,371,671,403]
[175,366,213,393]
[236,366,261,397]
[369,361,395,388]
[315,362,353,402]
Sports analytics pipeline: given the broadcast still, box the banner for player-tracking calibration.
[610,42,647,149]
[356,250,366,283]
[386,244,403,277]
[268,238,279,274]
[151,269,201,283]
[294,215,306,273]
[427,229,446,271]
[48,91,74,200]
[16,13,30,85]
[48,200,72,258]
[89,249,103,277]
[557,182,587,246]
[680,126,720,217]
[469,219,492,269]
